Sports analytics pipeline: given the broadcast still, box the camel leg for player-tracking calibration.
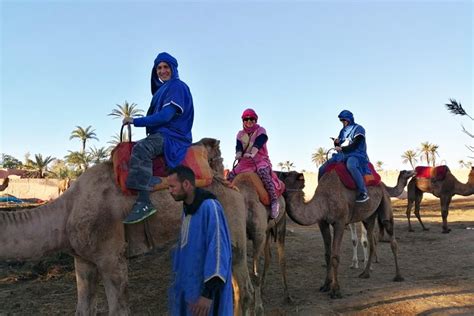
[261,232,272,290]
[318,221,332,292]
[231,244,254,316]
[96,254,130,316]
[360,223,373,269]
[413,191,428,231]
[406,180,418,232]
[329,222,345,299]
[359,215,376,279]
[382,217,404,282]
[348,223,359,269]
[274,217,293,303]
[440,195,453,233]
[74,256,99,316]
[251,232,266,316]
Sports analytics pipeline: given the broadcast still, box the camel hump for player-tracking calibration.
[233,172,271,206]
[415,165,448,181]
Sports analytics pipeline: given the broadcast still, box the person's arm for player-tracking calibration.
[341,134,364,153]
[132,104,178,127]
[235,140,243,159]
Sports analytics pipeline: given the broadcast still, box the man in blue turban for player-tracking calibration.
[319,110,371,203]
[123,52,194,224]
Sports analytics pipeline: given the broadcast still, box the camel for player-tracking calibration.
[279,170,403,299]
[349,170,415,269]
[57,177,71,195]
[406,166,474,233]
[0,138,254,316]
[231,173,290,314]
[0,177,9,191]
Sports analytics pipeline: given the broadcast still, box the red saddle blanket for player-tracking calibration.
[415,166,448,181]
[325,162,381,190]
[111,142,213,195]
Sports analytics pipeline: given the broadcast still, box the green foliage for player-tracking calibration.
[0,154,23,169]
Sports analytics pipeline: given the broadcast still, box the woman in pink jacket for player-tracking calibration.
[227,108,282,219]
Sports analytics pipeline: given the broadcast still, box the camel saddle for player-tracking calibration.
[232,172,285,206]
[414,165,448,192]
[325,162,381,190]
[111,142,213,195]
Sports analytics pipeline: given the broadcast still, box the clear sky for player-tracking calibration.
[1,0,472,172]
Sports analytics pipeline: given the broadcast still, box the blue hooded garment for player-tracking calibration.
[334,110,371,175]
[138,52,194,168]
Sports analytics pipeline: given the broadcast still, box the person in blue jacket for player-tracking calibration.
[122,52,194,224]
[167,165,233,316]
[319,110,371,203]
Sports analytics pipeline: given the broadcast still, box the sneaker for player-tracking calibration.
[270,201,280,219]
[356,192,369,203]
[123,201,157,224]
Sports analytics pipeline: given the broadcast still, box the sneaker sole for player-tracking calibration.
[356,197,370,203]
[123,208,157,224]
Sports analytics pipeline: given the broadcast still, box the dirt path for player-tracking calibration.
[1,198,473,315]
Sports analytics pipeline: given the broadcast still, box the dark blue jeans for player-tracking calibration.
[318,156,367,194]
[126,132,164,191]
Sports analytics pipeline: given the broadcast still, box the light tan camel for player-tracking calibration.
[57,177,71,195]
[279,170,403,299]
[349,170,415,269]
[0,177,9,191]
[0,138,254,316]
[407,166,474,233]
[231,173,290,314]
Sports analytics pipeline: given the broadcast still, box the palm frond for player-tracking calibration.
[445,98,473,120]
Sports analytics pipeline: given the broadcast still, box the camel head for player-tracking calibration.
[275,171,305,195]
[400,170,415,180]
[195,137,225,177]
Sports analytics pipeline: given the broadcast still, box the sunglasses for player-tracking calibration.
[243,117,256,122]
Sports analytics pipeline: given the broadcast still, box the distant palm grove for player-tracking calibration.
[0,99,472,177]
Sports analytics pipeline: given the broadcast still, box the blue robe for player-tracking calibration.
[170,198,233,315]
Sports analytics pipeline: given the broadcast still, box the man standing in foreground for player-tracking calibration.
[167,165,233,315]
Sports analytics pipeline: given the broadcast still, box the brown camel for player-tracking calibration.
[407,166,474,233]
[231,173,290,314]
[279,170,403,299]
[0,177,9,191]
[349,170,415,269]
[57,177,71,195]
[0,138,254,316]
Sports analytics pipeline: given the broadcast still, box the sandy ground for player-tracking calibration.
[1,197,473,315]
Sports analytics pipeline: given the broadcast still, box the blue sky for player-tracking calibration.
[1,0,472,172]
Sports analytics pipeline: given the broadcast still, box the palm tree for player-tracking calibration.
[419,142,432,165]
[429,144,440,166]
[26,154,56,178]
[108,101,143,141]
[401,149,418,170]
[311,147,327,167]
[445,98,474,157]
[375,161,384,172]
[65,150,92,171]
[278,160,295,171]
[70,125,99,153]
[90,146,110,164]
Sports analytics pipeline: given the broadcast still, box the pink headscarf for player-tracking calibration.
[241,108,260,133]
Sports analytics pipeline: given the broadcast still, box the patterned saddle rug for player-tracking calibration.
[414,165,448,192]
[111,142,213,195]
[232,172,285,206]
[325,162,381,190]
